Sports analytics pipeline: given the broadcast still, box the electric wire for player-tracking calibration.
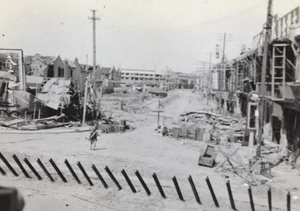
[99,2,267,35]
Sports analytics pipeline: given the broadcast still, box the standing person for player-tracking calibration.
[162,124,169,137]
[90,122,99,150]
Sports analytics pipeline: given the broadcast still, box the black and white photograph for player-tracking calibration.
[1,0,300,210]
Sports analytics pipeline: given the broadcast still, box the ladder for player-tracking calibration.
[235,64,244,92]
[271,44,287,100]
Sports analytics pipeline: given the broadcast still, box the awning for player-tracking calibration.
[289,84,300,100]
[279,84,295,100]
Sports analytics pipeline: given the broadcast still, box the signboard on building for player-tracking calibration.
[252,6,300,48]
[0,49,25,90]
[272,6,300,40]
[212,71,219,90]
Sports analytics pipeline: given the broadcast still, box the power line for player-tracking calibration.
[217,33,234,63]
[99,2,267,35]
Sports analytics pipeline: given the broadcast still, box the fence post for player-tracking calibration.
[248,186,255,211]
[0,152,18,176]
[105,166,122,190]
[65,159,81,184]
[188,175,201,204]
[24,158,42,180]
[37,159,54,182]
[12,154,31,178]
[205,177,219,207]
[0,165,6,175]
[172,176,184,201]
[77,162,93,186]
[226,181,236,210]
[287,192,291,211]
[121,169,136,193]
[92,164,108,189]
[49,158,67,183]
[268,187,272,211]
[135,170,151,196]
[153,173,166,199]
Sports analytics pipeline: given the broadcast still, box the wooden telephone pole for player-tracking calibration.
[257,0,273,157]
[89,10,100,118]
[89,10,100,98]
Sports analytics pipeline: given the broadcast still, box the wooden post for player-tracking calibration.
[188,175,201,204]
[226,181,236,210]
[33,101,36,119]
[13,155,31,178]
[82,78,88,126]
[65,159,81,184]
[49,158,67,183]
[206,177,219,207]
[287,192,291,211]
[157,111,160,126]
[121,169,136,193]
[0,152,18,176]
[257,0,273,157]
[268,188,272,211]
[172,176,184,201]
[24,158,42,180]
[0,166,6,175]
[92,164,108,189]
[153,173,166,199]
[77,162,93,186]
[37,159,55,182]
[105,166,122,190]
[135,170,151,196]
[33,83,38,119]
[248,186,255,211]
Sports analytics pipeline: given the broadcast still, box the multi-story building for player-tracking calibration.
[120,68,166,88]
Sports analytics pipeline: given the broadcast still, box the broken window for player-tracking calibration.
[58,67,64,77]
[48,66,54,77]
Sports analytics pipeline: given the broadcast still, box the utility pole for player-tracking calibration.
[82,55,89,126]
[209,52,212,71]
[217,33,233,63]
[257,0,273,157]
[216,33,233,114]
[222,33,226,63]
[207,52,212,105]
[88,10,100,97]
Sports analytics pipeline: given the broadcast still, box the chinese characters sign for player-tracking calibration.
[272,6,300,39]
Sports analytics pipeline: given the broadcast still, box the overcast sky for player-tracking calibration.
[0,0,299,73]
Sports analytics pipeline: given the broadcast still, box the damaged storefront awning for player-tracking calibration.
[279,84,295,100]
[289,84,300,100]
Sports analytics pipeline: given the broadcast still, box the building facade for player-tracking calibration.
[120,68,166,88]
[210,6,300,151]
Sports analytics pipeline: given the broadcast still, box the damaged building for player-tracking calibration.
[0,52,122,128]
[209,7,300,156]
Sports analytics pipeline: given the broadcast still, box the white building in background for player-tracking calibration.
[120,68,166,88]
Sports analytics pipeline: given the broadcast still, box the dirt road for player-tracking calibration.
[0,89,299,211]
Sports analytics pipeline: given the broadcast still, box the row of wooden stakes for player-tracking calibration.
[0,152,292,211]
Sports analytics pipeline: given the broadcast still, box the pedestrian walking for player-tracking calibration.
[90,122,99,150]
